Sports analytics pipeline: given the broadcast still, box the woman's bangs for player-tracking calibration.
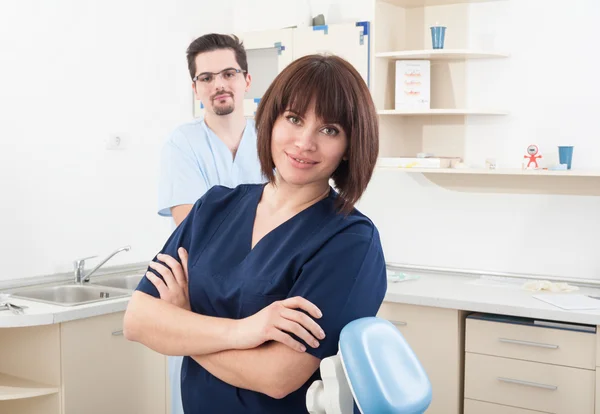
[279,62,354,132]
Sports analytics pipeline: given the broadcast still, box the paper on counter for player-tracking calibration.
[533,294,600,310]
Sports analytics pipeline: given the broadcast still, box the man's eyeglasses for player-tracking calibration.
[192,68,247,84]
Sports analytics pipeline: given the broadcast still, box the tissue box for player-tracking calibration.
[395,60,430,110]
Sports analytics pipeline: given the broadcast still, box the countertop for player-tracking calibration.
[385,271,600,326]
[0,295,130,328]
[3,271,600,328]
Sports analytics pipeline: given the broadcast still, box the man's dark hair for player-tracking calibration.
[186,33,248,80]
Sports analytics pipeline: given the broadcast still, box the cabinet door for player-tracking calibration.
[61,312,166,414]
[292,22,371,87]
[377,302,464,414]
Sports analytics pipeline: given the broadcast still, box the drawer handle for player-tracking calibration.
[111,330,124,336]
[497,377,558,391]
[389,320,407,326]
[499,338,559,349]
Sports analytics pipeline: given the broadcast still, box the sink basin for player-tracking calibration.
[10,284,131,306]
[91,272,144,291]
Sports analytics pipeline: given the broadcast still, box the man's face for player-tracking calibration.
[192,49,251,117]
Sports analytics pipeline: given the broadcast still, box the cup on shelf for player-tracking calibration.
[430,25,446,49]
[558,146,574,169]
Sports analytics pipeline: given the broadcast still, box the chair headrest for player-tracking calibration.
[339,317,432,414]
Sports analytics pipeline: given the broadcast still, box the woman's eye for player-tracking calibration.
[287,116,301,125]
[322,127,339,136]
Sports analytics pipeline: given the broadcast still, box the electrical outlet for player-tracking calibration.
[106,135,124,150]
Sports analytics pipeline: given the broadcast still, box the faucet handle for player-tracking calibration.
[73,255,98,269]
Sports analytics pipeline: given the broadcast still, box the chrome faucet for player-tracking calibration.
[74,245,131,284]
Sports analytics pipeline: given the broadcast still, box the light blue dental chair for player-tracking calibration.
[306,317,432,414]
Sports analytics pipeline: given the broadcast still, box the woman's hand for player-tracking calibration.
[146,248,190,311]
[234,297,326,353]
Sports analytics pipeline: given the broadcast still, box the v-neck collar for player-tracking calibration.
[245,184,334,255]
[203,119,250,165]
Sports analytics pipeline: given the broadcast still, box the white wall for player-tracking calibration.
[232,0,373,33]
[3,0,598,283]
[0,0,233,281]
[358,0,600,280]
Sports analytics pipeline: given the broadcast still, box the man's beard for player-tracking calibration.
[214,103,235,116]
[212,91,235,116]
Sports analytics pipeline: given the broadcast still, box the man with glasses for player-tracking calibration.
[157,33,265,414]
[158,33,264,226]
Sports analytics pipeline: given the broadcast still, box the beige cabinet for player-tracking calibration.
[377,302,465,414]
[465,315,596,414]
[0,324,62,414]
[596,370,600,414]
[61,311,166,414]
[0,312,166,414]
[465,352,595,413]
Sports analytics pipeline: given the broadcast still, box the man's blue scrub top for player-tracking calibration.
[136,184,387,414]
[157,118,264,218]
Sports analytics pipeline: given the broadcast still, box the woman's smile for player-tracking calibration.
[286,152,319,169]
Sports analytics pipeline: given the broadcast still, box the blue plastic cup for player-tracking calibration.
[558,146,574,169]
[431,26,446,49]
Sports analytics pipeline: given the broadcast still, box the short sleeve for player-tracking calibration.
[287,225,387,359]
[157,129,208,217]
[136,196,203,298]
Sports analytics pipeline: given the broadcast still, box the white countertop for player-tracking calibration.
[3,271,600,328]
[0,295,130,328]
[385,271,600,326]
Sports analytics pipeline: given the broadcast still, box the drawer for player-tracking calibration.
[377,302,463,414]
[466,317,595,369]
[465,353,595,414]
[464,399,550,414]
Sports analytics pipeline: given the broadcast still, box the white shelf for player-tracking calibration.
[378,167,600,177]
[375,49,509,60]
[0,373,59,401]
[378,109,508,116]
[381,0,501,7]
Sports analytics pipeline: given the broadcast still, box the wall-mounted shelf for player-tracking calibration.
[373,0,515,187]
[375,49,509,60]
[378,166,600,177]
[0,373,59,401]
[378,109,508,116]
[381,0,500,7]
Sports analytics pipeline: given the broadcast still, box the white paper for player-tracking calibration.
[533,294,600,310]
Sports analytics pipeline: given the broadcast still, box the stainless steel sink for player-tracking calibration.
[91,272,144,291]
[10,284,131,306]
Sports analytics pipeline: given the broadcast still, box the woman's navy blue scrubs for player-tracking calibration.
[136,184,387,414]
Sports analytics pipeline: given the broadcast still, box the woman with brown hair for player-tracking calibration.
[124,54,387,413]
